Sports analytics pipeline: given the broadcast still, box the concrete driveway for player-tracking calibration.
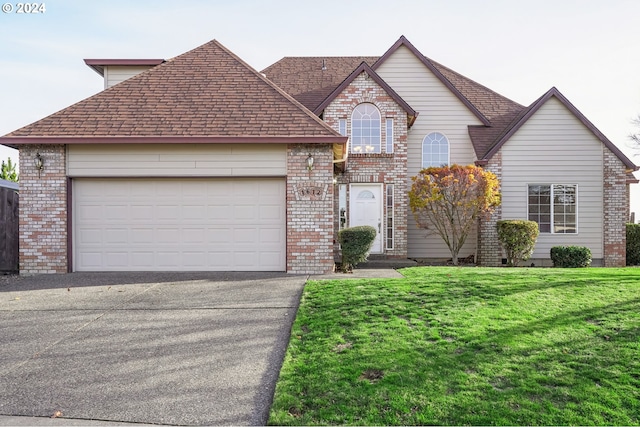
[0,272,307,426]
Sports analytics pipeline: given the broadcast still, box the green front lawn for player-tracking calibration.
[269,267,640,425]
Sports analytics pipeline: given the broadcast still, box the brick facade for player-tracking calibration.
[323,72,409,259]
[603,149,628,266]
[286,143,335,274]
[476,152,503,266]
[18,145,68,274]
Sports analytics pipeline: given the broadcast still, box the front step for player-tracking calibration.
[359,257,418,269]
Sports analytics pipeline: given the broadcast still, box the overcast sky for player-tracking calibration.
[1,0,639,213]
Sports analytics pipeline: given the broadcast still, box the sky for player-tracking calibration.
[1,0,639,214]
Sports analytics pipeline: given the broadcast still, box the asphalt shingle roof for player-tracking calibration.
[263,52,526,160]
[4,40,342,141]
[261,56,379,113]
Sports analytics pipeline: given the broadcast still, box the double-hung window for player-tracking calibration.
[528,184,577,233]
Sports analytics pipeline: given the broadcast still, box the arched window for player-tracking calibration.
[351,103,381,154]
[422,132,449,168]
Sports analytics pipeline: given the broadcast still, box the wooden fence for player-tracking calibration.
[0,182,19,272]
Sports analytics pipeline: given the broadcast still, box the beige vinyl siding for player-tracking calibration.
[501,97,603,259]
[67,144,287,177]
[376,45,484,258]
[104,65,155,88]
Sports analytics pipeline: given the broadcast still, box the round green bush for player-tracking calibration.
[497,220,539,267]
[338,226,377,272]
[550,246,592,268]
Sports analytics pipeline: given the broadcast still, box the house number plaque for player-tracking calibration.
[295,183,327,201]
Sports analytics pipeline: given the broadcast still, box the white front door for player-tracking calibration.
[349,184,383,253]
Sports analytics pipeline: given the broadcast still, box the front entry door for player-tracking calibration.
[349,184,383,254]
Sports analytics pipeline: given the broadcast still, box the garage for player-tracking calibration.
[73,178,286,272]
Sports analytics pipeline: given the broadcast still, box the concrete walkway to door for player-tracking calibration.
[0,272,307,426]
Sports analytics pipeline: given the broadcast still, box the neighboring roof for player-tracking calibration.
[0,179,18,191]
[262,56,378,111]
[480,87,638,170]
[83,59,165,77]
[2,40,345,146]
[313,62,418,126]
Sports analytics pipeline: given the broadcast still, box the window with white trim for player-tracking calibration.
[422,132,449,168]
[338,119,347,136]
[338,184,347,230]
[386,185,394,249]
[528,184,577,233]
[386,118,394,153]
[351,103,381,153]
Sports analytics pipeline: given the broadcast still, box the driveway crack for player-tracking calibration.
[0,283,162,377]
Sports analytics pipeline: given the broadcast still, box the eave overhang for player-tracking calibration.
[0,135,348,149]
[313,62,418,128]
[83,58,165,76]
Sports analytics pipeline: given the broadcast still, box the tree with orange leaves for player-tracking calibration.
[409,164,500,265]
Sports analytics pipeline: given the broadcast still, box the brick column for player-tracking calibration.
[477,152,503,266]
[286,144,334,274]
[18,145,68,274]
[603,149,627,266]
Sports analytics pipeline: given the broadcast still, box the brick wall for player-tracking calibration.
[603,149,628,266]
[286,143,335,274]
[476,152,503,266]
[18,145,67,274]
[323,72,408,258]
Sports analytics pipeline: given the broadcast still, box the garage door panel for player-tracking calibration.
[73,178,285,271]
[131,252,153,267]
[105,252,128,267]
[105,229,128,244]
[131,205,154,220]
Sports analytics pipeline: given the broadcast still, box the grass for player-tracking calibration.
[268,267,640,425]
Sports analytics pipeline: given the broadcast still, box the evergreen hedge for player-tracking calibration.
[338,226,377,272]
[496,220,539,267]
[550,246,592,268]
[627,224,640,266]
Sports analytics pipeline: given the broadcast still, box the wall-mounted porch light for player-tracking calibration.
[306,153,314,171]
[34,153,44,177]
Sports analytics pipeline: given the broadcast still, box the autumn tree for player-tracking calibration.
[631,115,640,147]
[1,157,18,182]
[409,164,500,265]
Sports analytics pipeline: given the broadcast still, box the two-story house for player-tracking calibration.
[1,36,636,274]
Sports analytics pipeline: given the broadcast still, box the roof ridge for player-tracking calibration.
[481,87,637,170]
[2,39,346,141]
[211,40,342,135]
[428,58,524,110]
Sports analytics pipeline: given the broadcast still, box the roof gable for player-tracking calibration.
[481,87,637,170]
[372,36,491,126]
[262,56,379,111]
[313,62,418,125]
[2,40,344,145]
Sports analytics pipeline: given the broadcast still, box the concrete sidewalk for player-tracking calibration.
[0,272,307,426]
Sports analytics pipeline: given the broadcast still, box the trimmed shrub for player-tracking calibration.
[338,226,377,272]
[627,223,640,266]
[497,220,539,267]
[550,246,592,268]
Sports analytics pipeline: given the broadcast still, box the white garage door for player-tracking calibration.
[73,178,286,271]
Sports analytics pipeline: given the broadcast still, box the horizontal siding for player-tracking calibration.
[376,45,483,258]
[104,65,155,88]
[408,215,477,260]
[67,144,287,177]
[501,97,603,258]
